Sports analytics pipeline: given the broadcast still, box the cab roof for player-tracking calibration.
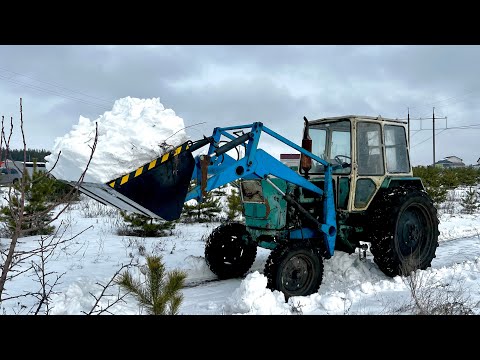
[309,115,407,125]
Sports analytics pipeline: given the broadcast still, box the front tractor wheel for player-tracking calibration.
[264,241,324,300]
[368,187,440,277]
[205,222,257,279]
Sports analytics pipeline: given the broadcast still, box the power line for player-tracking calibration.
[411,129,447,148]
[410,123,480,131]
[410,124,480,148]
[408,116,447,121]
[444,124,480,130]
[0,73,108,109]
[427,96,480,112]
[0,73,110,110]
[410,130,422,139]
[408,88,480,112]
[418,110,434,119]
[0,66,113,105]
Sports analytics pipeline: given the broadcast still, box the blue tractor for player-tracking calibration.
[78,115,439,299]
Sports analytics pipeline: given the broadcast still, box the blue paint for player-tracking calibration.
[184,122,337,257]
[289,227,317,239]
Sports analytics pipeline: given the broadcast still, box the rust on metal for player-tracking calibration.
[264,198,271,218]
[200,155,210,199]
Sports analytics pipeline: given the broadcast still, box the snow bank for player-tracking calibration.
[439,213,480,242]
[45,97,188,183]
[224,272,291,315]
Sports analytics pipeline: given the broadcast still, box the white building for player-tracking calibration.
[280,154,300,171]
[435,155,465,168]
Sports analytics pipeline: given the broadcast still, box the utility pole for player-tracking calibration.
[424,107,446,167]
[433,107,435,166]
[407,107,410,148]
[407,108,446,167]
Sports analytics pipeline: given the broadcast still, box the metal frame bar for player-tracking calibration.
[185,121,337,257]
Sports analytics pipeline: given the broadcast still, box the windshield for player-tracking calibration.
[306,120,351,175]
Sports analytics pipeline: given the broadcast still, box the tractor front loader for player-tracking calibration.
[71,115,439,299]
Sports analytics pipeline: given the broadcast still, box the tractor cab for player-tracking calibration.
[301,115,414,212]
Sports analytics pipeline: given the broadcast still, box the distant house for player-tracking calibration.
[435,155,465,168]
[280,154,300,171]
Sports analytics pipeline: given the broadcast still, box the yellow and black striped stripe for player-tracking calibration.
[106,142,190,189]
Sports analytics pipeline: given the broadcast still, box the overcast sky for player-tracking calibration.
[0,45,479,166]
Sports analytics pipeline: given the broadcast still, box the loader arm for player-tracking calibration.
[185,122,337,255]
[68,122,337,255]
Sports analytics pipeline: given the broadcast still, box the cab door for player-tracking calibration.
[352,121,385,210]
[330,129,351,210]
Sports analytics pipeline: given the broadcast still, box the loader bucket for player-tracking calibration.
[72,142,196,221]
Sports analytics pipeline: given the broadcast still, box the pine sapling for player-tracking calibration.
[227,186,242,220]
[461,187,479,214]
[117,255,187,315]
[119,211,175,237]
[181,191,222,223]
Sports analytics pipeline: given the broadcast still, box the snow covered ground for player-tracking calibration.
[1,189,480,315]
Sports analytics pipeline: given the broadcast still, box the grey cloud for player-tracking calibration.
[0,45,479,165]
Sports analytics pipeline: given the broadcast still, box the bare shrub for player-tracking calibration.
[80,199,119,218]
[289,300,304,315]
[83,261,134,315]
[400,258,474,315]
[120,237,147,261]
[151,240,167,255]
[438,189,459,215]
[0,98,98,312]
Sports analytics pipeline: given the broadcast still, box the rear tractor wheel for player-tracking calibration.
[205,222,257,279]
[264,241,324,300]
[368,187,439,277]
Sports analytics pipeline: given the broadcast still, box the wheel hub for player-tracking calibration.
[282,255,312,292]
[397,206,427,256]
[221,235,244,264]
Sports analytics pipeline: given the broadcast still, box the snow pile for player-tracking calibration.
[45,97,188,183]
[321,251,385,293]
[49,277,138,315]
[182,255,217,283]
[224,271,291,315]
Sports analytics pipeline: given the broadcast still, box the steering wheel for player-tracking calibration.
[334,155,352,168]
